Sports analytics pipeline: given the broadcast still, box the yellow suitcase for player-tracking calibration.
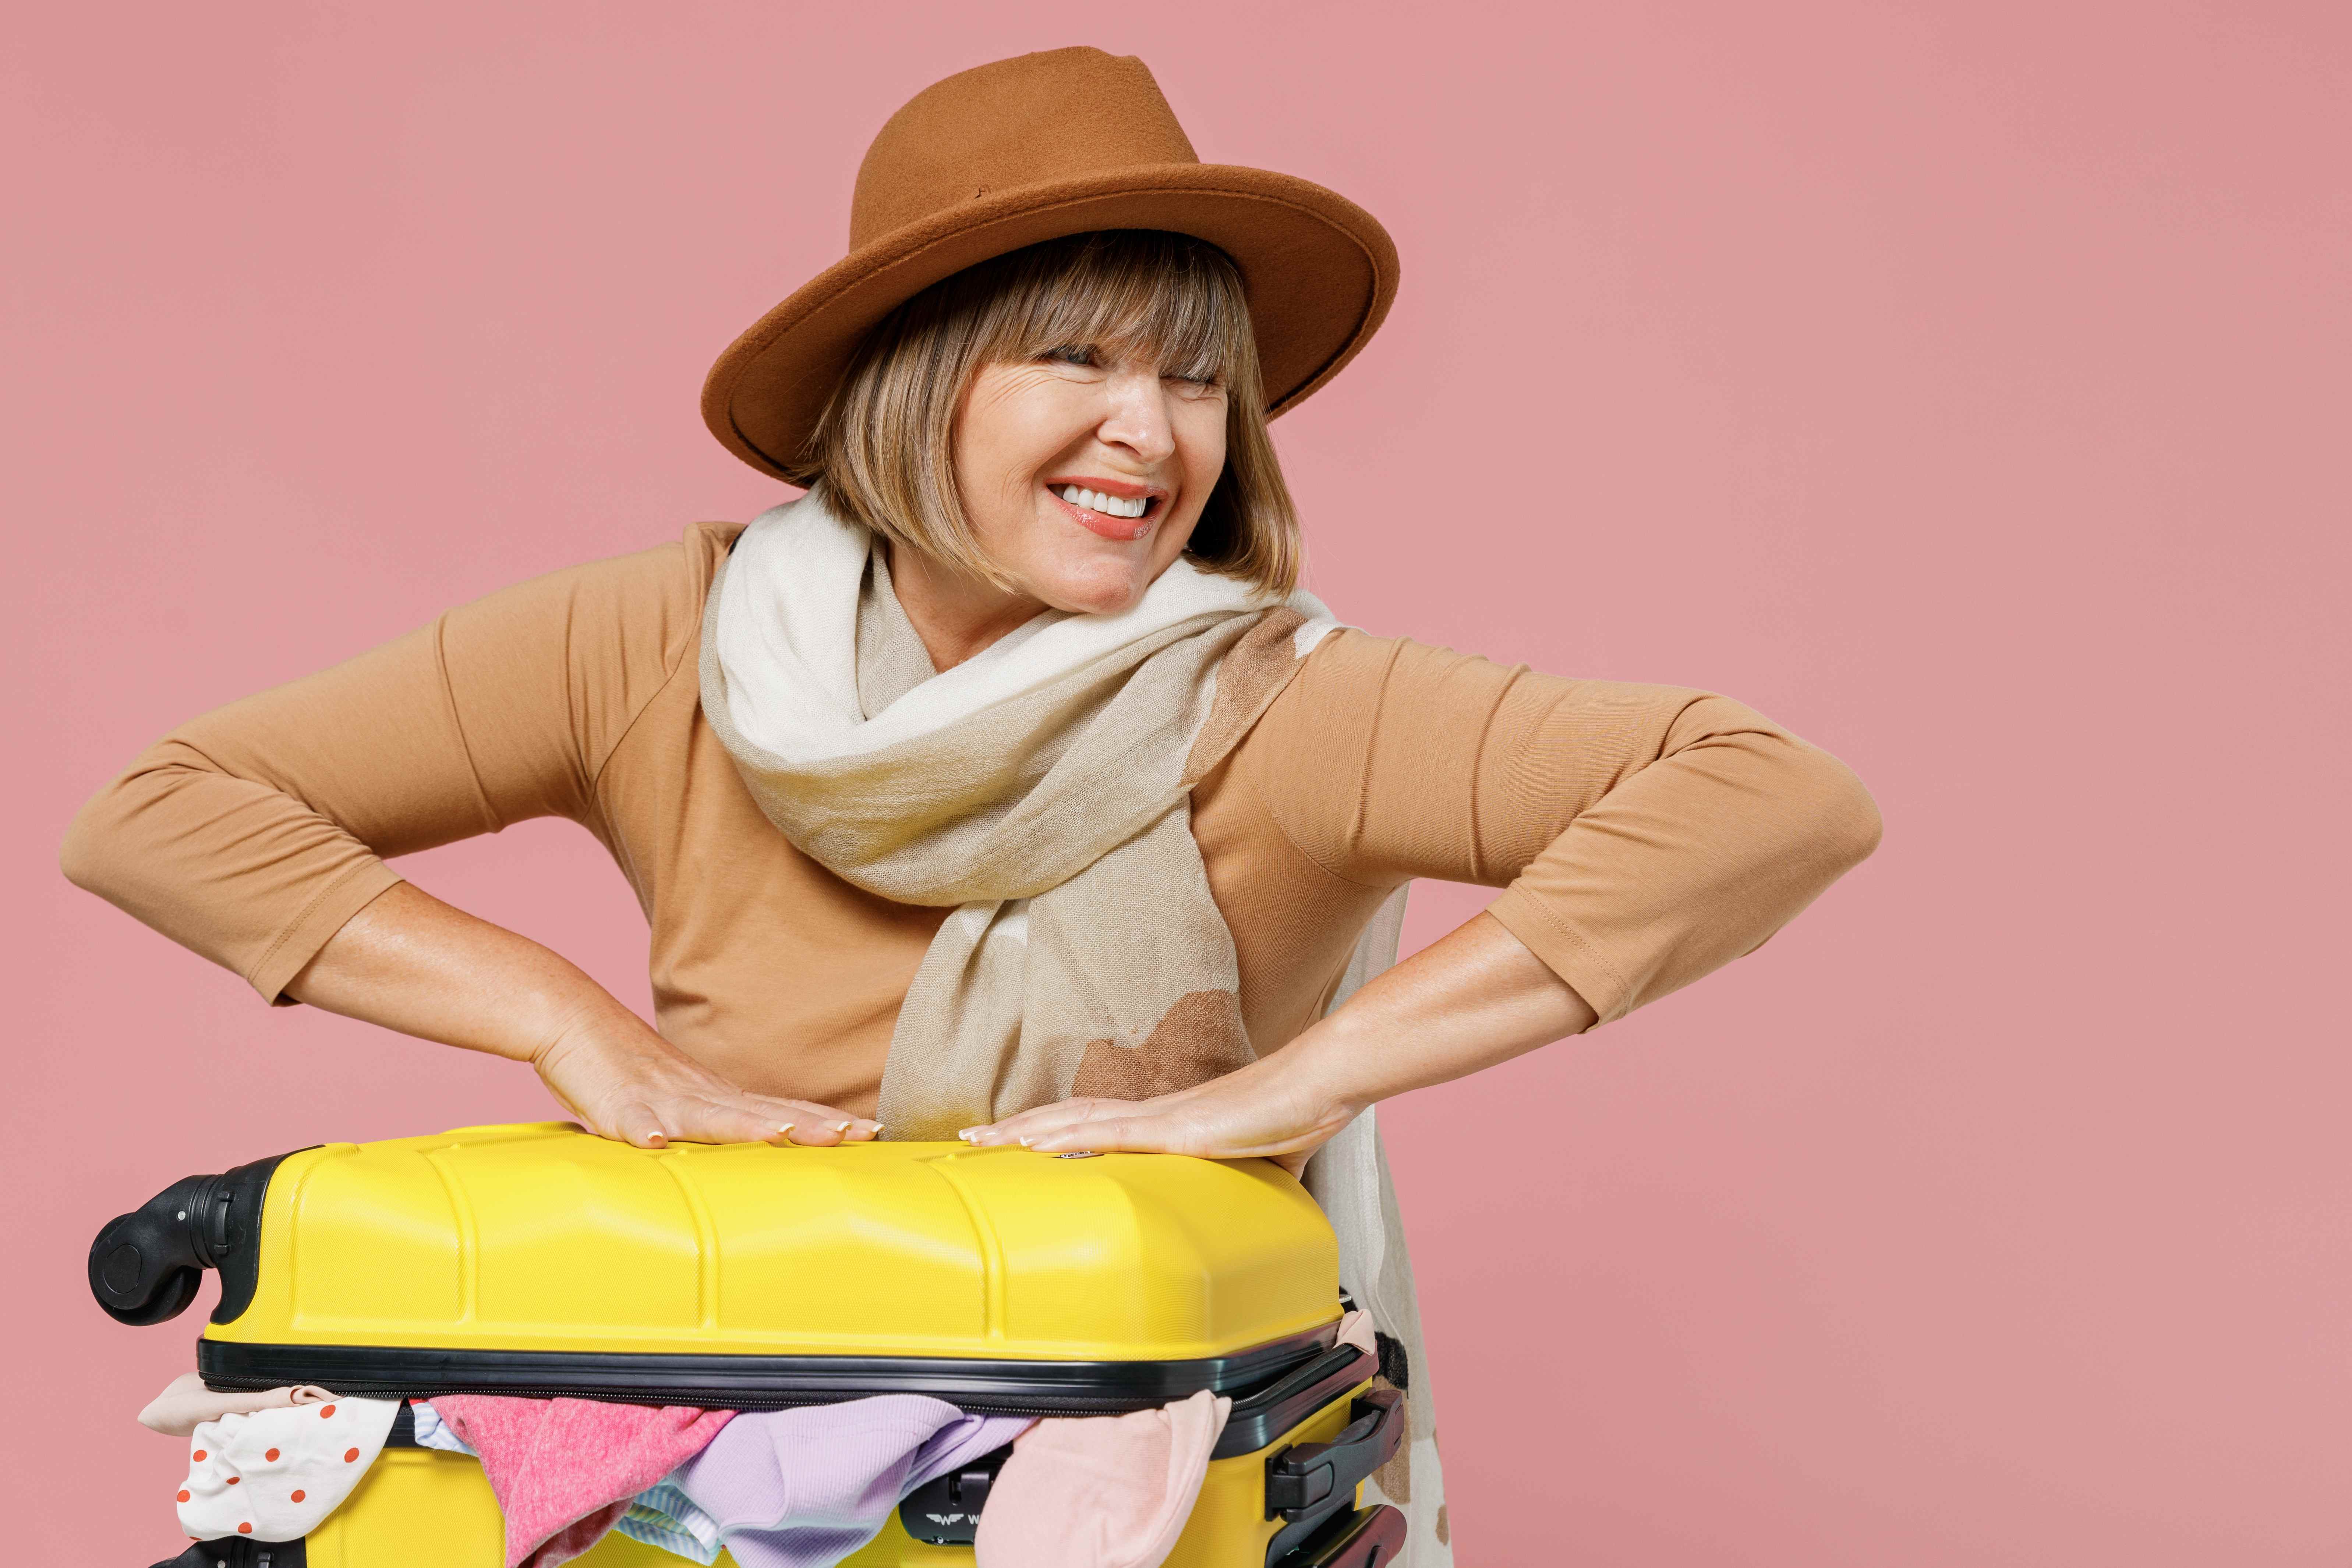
[94,1123,1405,1568]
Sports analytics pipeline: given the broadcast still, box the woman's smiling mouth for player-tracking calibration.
[1045,478,1166,541]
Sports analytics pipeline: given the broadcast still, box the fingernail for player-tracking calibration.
[776,1124,795,1143]
[869,1123,885,1135]
[956,1129,974,1142]
[835,1121,852,1133]
[1019,1136,1033,1148]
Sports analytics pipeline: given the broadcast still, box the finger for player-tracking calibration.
[788,1116,847,1147]
[1024,1110,1320,1164]
[788,1108,881,1143]
[961,1099,1132,1147]
[1019,1113,1183,1156]
[714,1101,869,1147]
[733,1093,883,1143]
[606,1100,671,1150]
[753,1108,852,1147]
[663,1098,798,1147]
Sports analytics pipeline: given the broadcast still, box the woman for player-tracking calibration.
[62,47,1879,1565]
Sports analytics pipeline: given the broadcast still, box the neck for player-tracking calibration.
[884,541,1047,672]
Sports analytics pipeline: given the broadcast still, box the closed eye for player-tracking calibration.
[1041,344,1098,367]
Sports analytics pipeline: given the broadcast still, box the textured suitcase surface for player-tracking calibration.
[102,1123,1406,1565]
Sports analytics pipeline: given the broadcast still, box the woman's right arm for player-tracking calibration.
[283,880,876,1148]
[59,537,877,1148]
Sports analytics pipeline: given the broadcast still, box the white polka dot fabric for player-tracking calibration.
[176,1395,400,1542]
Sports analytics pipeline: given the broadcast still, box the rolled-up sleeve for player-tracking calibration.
[1251,631,1883,1023]
[59,538,701,1003]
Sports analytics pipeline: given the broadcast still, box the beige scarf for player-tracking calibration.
[700,492,1453,1563]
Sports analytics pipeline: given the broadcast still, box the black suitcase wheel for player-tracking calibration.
[1276,1504,1407,1568]
[91,1151,301,1326]
[150,1536,306,1567]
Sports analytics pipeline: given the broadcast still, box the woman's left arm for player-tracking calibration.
[966,907,1592,1172]
[966,633,1884,1169]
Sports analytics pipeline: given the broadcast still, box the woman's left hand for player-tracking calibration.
[956,1044,1362,1177]
[959,913,1602,1175]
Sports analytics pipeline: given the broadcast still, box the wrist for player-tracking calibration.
[524,987,651,1071]
[1274,1013,1381,1124]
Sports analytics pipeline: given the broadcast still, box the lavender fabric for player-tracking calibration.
[668,1396,1031,1568]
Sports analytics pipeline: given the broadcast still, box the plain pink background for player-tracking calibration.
[7,3,2347,1562]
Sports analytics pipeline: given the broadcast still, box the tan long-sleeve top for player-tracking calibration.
[60,524,1882,1117]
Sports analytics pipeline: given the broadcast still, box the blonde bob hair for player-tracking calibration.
[786,230,1303,597]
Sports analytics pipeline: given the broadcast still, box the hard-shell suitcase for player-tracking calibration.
[96,1123,1406,1568]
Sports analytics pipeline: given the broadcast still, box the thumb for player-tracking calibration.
[605,1100,671,1150]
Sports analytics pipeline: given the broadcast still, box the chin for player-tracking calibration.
[1040,569,1152,617]
[1052,583,1147,617]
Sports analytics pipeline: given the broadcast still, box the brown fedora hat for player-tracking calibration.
[701,46,1400,480]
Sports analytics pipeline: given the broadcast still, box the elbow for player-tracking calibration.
[1672,695,1881,877]
[59,776,137,900]
[60,744,199,905]
[1793,743,1883,876]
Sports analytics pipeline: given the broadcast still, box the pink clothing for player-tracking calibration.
[139,1371,334,1437]
[432,1396,735,1568]
[974,1389,1232,1568]
[968,1318,1365,1566]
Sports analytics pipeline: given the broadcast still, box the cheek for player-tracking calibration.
[1140,410,1219,571]
[953,388,1023,501]
[1177,405,1229,507]
[951,403,1039,559]
[956,374,1091,511]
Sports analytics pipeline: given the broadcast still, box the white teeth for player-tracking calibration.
[1056,485,1148,519]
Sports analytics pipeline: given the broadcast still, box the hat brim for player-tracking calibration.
[702,163,1400,481]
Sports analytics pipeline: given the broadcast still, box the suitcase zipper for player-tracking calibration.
[198,1323,1341,1419]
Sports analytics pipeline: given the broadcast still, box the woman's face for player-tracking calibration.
[952,344,1229,616]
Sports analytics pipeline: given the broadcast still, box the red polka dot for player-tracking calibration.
[176,1490,190,1503]
[264,1448,279,1461]
[238,1523,253,1535]
[344,1447,359,1462]
[320,1404,336,1418]
[226,1477,240,1486]
[192,1450,207,1461]
[290,1490,305,1502]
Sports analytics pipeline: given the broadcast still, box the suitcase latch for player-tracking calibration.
[898,1443,1014,1545]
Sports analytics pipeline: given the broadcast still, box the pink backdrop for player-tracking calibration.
[7,4,2346,1563]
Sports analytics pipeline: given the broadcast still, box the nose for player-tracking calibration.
[1094,362,1178,467]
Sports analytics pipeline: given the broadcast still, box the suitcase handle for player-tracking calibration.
[1276,1503,1408,1568]
[1263,1386,1404,1520]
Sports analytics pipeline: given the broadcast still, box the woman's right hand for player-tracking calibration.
[533,1005,881,1149]
[285,879,878,1149]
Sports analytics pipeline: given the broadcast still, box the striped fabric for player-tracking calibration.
[614,1483,726,1564]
